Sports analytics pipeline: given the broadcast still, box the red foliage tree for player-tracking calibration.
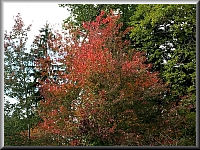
[33,11,168,146]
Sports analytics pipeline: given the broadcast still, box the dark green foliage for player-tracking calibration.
[29,24,52,106]
[59,4,137,32]
[129,4,196,145]
[129,4,196,99]
[4,100,41,146]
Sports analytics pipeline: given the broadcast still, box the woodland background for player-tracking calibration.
[4,4,196,146]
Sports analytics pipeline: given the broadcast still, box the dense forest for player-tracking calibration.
[4,4,196,146]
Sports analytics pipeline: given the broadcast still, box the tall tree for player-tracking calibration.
[31,11,169,146]
[4,14,40,145]
[129,4,196,100]
[29,24,53,107]
[129,4,196,145]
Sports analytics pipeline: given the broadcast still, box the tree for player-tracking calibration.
[29,23,53,107]
[129,4,196,99]
[32,11,168,146]
[4,14,40,145]
[129,4,196,145]
[59,4,137,32]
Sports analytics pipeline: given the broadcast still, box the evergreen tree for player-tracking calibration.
[29,24,52,107]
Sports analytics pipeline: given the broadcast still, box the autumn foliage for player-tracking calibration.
[32,11,168,146]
